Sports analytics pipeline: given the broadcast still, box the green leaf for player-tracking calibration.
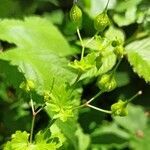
[4,131,29,150]
[0,17,74,56]
[55,119,79,150]
[126,38,150,82]
[0,17,77,93]
[91,123,129,149]
[130,128,150,150]
[69,52,97,73]
[115,0,142,12]
[75,125,90,150]
[105,26,125,43]
[45,83,80,122]
[79,36,117,79]
[113,7,137,26]
[4,130,58,150]
[35,124,65,149]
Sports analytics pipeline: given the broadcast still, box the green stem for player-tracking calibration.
[127,90,142,103]
[86,90,104,104]
[35,104,46,115]
[84,31,99,47]
[104,0,110,12]
[29,96,46,143]
[73,71,82,85]
[77,27,85,60]
[87,104,112,114]
[111,58,122,76]
[73,90,104,110]
[30,114,35,143]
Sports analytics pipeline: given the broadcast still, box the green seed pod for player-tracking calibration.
[70,4,82,27]
[98,74,117,92]
[114,45,124,58]
[111,100,128,116]
[94,11,110,32]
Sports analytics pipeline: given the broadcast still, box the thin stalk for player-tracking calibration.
[111,58,122,76]
[72,104,85,110]
[35,104,46,115]
[29,96,35,143]
[30,96,34,114]
[85,36,95,46]
[29,95,46,143]
[72,71,82,85]
[81,44,85,59]
[77,27,85,60]
[104,0,110,12]
[127,90,142,103]
[87,104,112,114]
[84,31,99,49]
[30,114,35,143]
[73,90,104,110]
[86,90,104,104]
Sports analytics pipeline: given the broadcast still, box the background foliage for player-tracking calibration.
[0,0,150,150]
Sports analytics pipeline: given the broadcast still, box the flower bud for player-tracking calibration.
[98,74,117,92]
[70,4,82,27]
[111,100,128,116]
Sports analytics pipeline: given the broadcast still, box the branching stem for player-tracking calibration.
[29,96,46,143]
[86,90,103,104]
